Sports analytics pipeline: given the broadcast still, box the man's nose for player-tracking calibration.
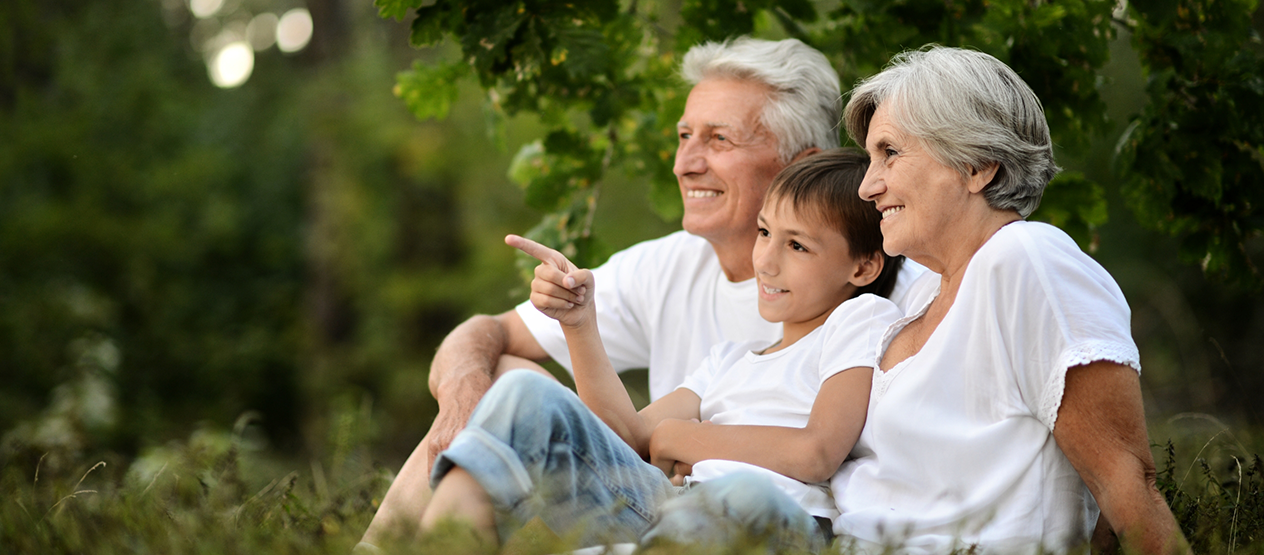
[673,137,706,177]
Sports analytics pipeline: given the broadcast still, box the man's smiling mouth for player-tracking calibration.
[686,190,722,198]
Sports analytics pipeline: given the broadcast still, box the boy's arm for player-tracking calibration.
[649,367,872,484]
[507,235,698,461]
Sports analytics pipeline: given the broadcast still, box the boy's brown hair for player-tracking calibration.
[765,147,904,299]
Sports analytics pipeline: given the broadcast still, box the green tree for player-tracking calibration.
[1116,0,1264,289]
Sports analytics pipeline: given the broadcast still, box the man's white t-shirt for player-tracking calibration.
[516,230,927,400]
[831,221,1138,554]
[677,294,901,519]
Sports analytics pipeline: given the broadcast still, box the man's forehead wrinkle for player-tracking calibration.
[677,120,735,129]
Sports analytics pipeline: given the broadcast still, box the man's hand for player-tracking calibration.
[506,234,595,328]
[425,371,493,466]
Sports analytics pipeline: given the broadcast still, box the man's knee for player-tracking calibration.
[493,354,550,380]
[473,370,578,427]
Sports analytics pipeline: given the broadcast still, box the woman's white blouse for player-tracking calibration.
[831,221,1140,554]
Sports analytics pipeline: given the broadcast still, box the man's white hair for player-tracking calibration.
[681,37,841,163]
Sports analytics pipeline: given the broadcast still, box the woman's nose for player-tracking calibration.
[858,166,884,201]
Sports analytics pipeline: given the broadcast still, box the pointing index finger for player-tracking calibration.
[505,234,575,272]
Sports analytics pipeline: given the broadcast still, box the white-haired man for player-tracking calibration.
[360,37,923,548]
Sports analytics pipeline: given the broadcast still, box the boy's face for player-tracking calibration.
[753,198,862,333]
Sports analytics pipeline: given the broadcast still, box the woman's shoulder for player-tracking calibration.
[969,221,1128,314]
[974,221,1110,279]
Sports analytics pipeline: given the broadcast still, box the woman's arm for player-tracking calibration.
[648,367,872,484]
[1053,360,1191,555]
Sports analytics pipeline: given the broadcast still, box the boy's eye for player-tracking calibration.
[757,227,769,237]
[791,241,806,252]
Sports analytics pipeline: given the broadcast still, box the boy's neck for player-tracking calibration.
[762,306,837,354]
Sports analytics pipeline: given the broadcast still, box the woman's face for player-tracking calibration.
[858,103,973,261]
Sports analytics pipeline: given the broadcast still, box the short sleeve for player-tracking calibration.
[677,342,734,398]
[988,224,1140,430]
[517,244,655,374]
[818,294,903,383]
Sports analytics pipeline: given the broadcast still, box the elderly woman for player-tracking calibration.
[829,47,1190,554]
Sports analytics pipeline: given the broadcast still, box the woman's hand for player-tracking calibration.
[506,234,595,329]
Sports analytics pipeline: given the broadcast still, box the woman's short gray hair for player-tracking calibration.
[843,46,1059,218]
[682,37,841,164]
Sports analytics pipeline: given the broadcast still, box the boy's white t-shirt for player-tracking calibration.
[516,230,928,400]
[831,221,1138,554]
[677,294,902,519]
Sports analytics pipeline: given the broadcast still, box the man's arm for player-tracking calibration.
[359,310,550,546]
[1053,361,1191,555]
[426,310,551,464]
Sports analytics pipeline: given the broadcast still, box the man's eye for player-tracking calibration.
[715,134,727,142]
[885,147,897,157]
[680,132,692,140]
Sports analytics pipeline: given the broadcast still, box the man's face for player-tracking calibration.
[674,78,785,246]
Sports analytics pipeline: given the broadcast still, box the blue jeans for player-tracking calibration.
[431,370,824,551]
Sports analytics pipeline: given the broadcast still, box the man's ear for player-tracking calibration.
[966,162,1000,194]
[789,147,822,164]
[849,250,884,287]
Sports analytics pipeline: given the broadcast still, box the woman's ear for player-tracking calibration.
[966,162,1000,194]
[849,251,884,287]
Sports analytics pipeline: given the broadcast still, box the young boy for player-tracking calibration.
[419,148,902,551]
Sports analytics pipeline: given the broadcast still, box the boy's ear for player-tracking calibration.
[849,251,884,287]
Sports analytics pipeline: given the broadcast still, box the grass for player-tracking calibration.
[6,418,1264,554]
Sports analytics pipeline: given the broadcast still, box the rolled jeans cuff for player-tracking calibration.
[431,426,534,511]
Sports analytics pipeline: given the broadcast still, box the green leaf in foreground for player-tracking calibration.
[395,61,469,121]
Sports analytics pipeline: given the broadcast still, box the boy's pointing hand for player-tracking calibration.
[506,234,596,328]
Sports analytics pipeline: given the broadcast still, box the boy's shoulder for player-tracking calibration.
[824,293,902,329]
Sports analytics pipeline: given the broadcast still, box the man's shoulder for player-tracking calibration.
[600,230,717,272]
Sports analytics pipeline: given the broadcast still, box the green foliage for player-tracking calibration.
[6,426,1264,553]
[0,415,388,555]
[1030,172,1109,252]
[1116,0,1264,289]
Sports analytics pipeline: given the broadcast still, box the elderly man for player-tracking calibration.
[360,37,920,547]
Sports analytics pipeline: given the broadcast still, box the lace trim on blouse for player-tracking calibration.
[1040,340,1142,430]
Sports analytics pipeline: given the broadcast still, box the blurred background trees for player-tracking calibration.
[1,0,1262,478]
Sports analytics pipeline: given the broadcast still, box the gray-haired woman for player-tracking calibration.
[829,46,1190,554]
